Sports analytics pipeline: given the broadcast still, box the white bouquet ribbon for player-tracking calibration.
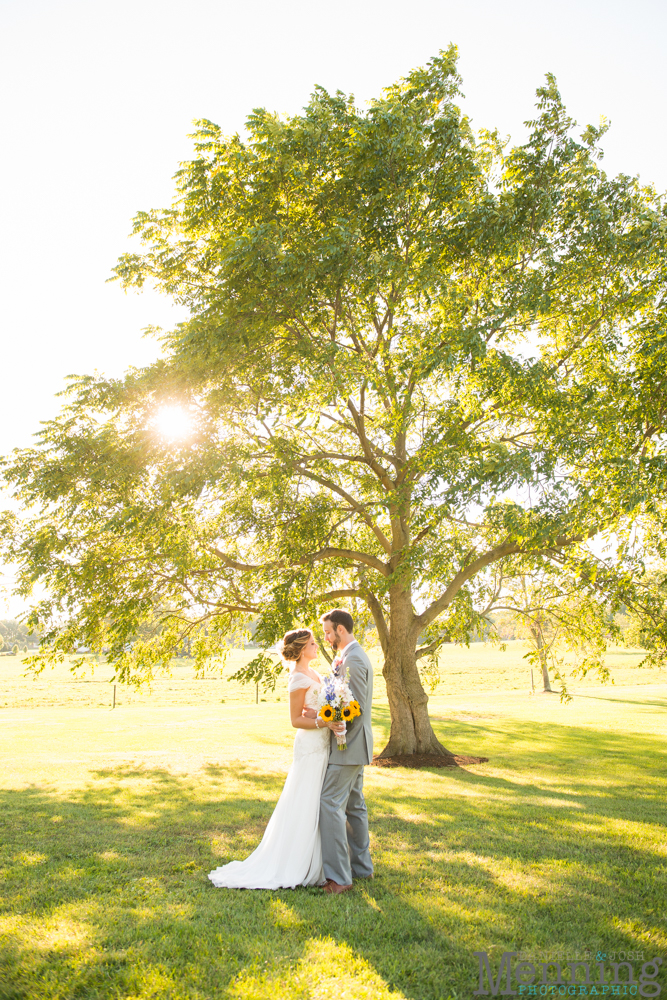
[335,721,347,748]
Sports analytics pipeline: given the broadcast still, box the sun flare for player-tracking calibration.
[152,405,193,442]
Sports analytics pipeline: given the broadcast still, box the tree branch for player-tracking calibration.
[312,588,360,602]
[346,397,395,491]
[210,549,268,572]
[414,529,596,633]
[415,639,448,660]
[292,463,392,553]
[361,586,390,653]
[211,544,389,577]
[306,548,389,576]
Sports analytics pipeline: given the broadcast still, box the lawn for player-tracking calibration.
[0,644,666,999]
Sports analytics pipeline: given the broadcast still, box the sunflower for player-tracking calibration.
[318,705,334,721]
[349,700,361,717]
[342,705,353,720]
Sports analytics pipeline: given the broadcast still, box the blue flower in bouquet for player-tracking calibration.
[323,677,336,702]
[317,674,356,751]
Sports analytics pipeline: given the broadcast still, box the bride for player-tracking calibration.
[207,628,343,890]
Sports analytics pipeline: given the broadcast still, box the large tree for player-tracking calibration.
[2,49,666,756]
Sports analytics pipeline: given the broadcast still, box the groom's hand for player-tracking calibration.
[302,708,317,719]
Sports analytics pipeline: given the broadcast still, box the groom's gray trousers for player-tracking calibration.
[319,764,373,885]
[320,639,374,885]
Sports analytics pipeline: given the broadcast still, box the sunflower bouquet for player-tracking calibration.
[317,675,361,750]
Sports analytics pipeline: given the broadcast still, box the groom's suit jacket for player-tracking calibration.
[328,639,373,766]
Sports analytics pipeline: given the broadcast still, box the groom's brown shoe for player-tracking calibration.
[323,880,353,895]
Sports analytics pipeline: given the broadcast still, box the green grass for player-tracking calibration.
[1,647,666,999]
[0,640,661,711]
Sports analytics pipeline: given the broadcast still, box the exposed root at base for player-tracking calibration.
[371,752,489,769]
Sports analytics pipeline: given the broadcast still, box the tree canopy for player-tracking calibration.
[2,48,666,756]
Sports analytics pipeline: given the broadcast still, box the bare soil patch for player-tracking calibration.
[371,752,489,769]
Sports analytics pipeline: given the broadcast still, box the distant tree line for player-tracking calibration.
[0,619,41,655]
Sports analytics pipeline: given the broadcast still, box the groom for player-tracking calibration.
[318,609,374,894]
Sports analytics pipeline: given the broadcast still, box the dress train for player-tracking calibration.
[208,674,329,890]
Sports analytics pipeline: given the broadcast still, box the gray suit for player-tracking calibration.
[319,639,374,884]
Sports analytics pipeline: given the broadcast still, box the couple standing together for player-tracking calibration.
[208,609,374,894]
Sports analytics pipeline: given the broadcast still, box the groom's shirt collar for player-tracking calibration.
[341,639,360,659]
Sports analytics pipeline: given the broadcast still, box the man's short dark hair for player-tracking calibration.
[321,608,354,634]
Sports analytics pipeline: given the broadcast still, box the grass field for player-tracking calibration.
[1,644,666,999]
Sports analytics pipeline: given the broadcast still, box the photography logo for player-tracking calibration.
[474,952,663,998]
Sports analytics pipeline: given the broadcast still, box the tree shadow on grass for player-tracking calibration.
[1,718,666,999]
[570,693,667,709]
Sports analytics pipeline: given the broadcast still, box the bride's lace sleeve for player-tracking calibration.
[287,672,314,693]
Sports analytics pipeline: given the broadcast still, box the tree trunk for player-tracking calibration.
[376,587,454,758]
[534,630,552,692]
[540,652,552,692]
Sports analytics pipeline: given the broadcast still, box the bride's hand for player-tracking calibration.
[327,721,346,734]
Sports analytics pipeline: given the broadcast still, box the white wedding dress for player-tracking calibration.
[208,671,330,889]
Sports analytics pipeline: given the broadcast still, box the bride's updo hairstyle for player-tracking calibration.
[280,628,313,668]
